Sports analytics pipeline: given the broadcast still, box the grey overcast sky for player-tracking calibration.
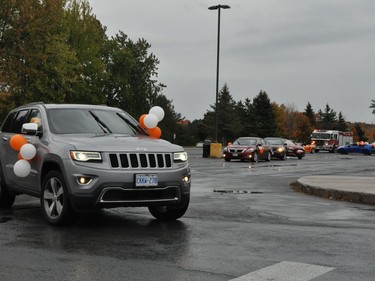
[89,0,375,124]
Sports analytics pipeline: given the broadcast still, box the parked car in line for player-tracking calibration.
[222,137,272,162]
[282,139,305,159]
[264,137,286,160]
[336,142,375,155]
[302,143,316,154]
[0,103,191,225]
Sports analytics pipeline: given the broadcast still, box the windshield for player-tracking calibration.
[47,108,146,135]
[266,139,283,145]
[311,133,331,139]
[233,139,257,146]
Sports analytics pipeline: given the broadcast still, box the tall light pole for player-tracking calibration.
[208,4,230,143]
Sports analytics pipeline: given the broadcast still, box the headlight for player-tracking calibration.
[70,151,102,162]
[277,147,284,152]
[174,152,188,162]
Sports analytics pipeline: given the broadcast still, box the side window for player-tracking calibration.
[27,109,42,131]
[1,112,17,132]
[11,110,29,133]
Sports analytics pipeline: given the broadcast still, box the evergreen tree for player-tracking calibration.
[336,111,348,131]
[353,123,368,142]
[252,90,277,137]
[318,104,337,129]
[370,99,375,115]
[303,102,315,127]
[203,84,240,144]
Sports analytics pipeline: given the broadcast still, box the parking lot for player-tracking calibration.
[1,148,375,281]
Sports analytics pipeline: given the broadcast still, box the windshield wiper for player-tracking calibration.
[117,113,147,135]
[89,110,112,134]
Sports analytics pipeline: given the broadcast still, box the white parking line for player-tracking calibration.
[229,261,335,281]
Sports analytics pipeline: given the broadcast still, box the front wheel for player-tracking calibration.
[0,168,16,208]
[265,151,271,161]
[148,197,190,221]
[0,184,15,208]
[251,152,258,163]
[41,170,74,226]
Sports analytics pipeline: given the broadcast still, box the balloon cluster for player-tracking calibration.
[139,106,165,139]
[9,134,36,177]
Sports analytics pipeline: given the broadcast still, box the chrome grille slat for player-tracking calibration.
[109,153,172,169]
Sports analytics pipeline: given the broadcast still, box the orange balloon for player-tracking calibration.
[147,126,162,139]
[139,114,147,129]
[10,134,27,151]
[18,152,23,160]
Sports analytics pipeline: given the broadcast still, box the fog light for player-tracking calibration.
[182,175,191,184]
[77,176,92,185]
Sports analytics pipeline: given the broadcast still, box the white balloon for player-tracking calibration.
[13,159,31,178]
[20,143,36,160]
[149,106,165,122]
[144,114,158,129]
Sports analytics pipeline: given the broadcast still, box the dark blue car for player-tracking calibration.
[337,142,375,155]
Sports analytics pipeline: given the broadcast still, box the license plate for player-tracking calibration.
[232,152,238,157]
[135,174,158,187]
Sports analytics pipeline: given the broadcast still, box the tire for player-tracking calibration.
[0,167,16,208]
[298,156,303,160]
[363,150,371,155]
[315,149,320,153]
[265,151,271,162]
[148,196,190,221]
[281,152,286,160]
[41,170,74,226]
[224,158,231,162]
[251,152,258,163]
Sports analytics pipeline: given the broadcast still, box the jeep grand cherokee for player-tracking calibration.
[0,103,191,225]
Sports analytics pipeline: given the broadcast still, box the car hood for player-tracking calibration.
[52,134,184,152]
[285,145,304,150]
[226,145,256,150]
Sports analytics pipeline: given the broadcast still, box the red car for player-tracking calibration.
[282,139,305,159]
[223,137,272,162]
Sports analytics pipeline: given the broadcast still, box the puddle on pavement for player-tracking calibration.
[0,216,13,223]
[213,189,264,194]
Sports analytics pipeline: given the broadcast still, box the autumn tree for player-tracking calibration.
[272,102,288,138]
[290,112,312,143]
[0,0,72,107]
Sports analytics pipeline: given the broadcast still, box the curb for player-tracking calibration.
[290,178,375,205]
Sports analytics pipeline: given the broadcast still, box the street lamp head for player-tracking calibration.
[208,4,231,10]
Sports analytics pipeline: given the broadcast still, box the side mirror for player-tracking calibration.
[21,123,38,135]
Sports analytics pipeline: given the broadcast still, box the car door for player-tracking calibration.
[0,108,42,194]
[347,144,358,153]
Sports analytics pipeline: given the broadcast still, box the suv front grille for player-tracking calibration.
[109,153,172,169]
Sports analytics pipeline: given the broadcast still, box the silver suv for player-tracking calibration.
[0,103,191,225]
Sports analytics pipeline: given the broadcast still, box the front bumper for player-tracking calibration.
[61,158,191,211]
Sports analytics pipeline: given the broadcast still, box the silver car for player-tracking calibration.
[0,103,191,225]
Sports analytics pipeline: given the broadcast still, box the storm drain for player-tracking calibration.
[213,189,264,194]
